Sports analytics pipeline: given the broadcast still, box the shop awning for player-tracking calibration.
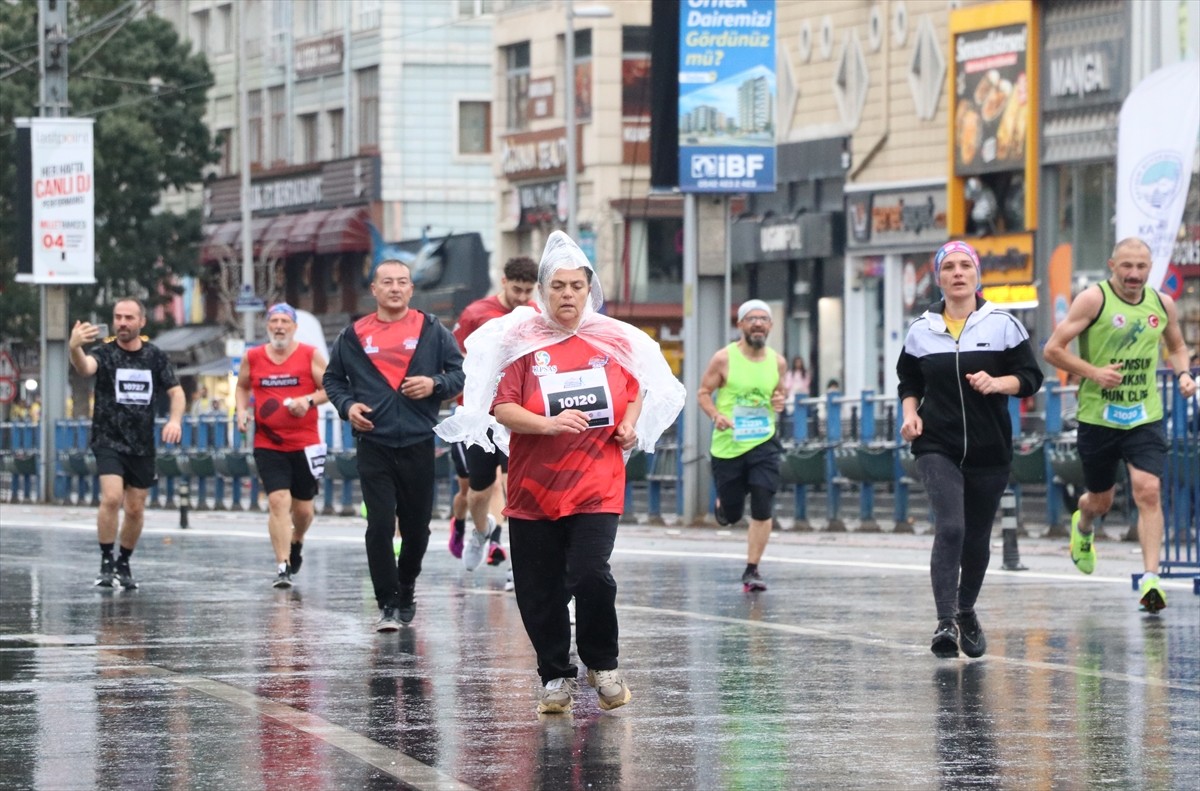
[289,210,328,256]
[260,214,300,257]
[316,206,371,255]
[201,220,242,263]
[151,324,227,354]
[176,357,238,377]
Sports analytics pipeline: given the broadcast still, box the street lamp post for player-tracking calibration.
[563,1,611,241]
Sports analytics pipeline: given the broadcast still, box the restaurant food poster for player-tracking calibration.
[953,24,1029,176]
[678,0,776,193]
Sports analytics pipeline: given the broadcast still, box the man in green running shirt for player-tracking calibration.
[1044,237,1197,612]
[698,299,788,593]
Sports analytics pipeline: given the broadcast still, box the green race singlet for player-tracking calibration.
[711,344,779,459]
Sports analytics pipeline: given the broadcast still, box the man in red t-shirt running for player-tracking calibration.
[450,256,537,573]
[236,303,328,589]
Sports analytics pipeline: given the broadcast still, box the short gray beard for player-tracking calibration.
[270,336,290,352]
[745,334,766,350]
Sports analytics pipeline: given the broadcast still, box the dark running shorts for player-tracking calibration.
[253,448,319,500]
[93,447,156,490]
[711,437,783,493]
[1076,420,1167,493]
[465,441,508,492]
[450,441,470,480]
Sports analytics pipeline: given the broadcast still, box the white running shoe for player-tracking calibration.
[504,567,515,592]
[462,514,494,571]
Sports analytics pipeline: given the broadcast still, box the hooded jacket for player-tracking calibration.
[896,296,1043,469]
[324,310,464,448]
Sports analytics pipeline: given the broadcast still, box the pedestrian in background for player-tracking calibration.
[324,260,464,631]
[450,255,538,576]
[897,240,1043,658]
[68,298,185,590]
[697,299,788,592]
[437,231,684,714]
[1043,237,1196,612]
[235,303,328,589]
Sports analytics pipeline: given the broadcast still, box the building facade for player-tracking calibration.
[153,0,500,333]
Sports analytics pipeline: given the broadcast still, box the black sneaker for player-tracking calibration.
[95,556,116,588]
[289,542,303,575]
[957,611,986,658]
[741,568,767,592]
[931,618,959,658]
[375,606,401,633]
[715,500,730,527]
[273,565,293,589]
[114,559,138,590]
[396,585,416,625]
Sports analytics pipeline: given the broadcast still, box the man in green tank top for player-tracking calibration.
[1044,238,1197,612]
[698,300,788,592]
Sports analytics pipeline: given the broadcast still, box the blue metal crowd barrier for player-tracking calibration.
[17,368,1200,591]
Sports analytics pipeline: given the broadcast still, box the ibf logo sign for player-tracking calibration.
[691,153,765,179]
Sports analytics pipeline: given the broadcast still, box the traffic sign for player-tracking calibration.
[234,283,265,313]
[0,379,15,404]
[0,349,17,379]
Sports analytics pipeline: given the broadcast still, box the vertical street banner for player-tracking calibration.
[1116,60,1200,291]
[15,117,97,284]
[677,0,776,193]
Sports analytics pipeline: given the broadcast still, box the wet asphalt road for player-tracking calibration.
[1,504,1198,790]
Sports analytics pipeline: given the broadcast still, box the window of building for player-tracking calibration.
[357,0,381,29]
[191,9,210,54]
[328,109,344,158]
[357,67,379,151]
[297,0,320,36]
[622,26,652,119]
[456,0,494,17]
[504,42,530,132]
[1052,161,1116,279]
[298,114,319,164]
[217,4,233,54]
[565,29,593,121]
[269,87,286,166]
[626,218,684,303]
[458,101,491,155]
[248,90,264,168]
[216,128,233,176]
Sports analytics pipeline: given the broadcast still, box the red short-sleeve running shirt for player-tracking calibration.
[493,335,640,521]
[354,310,425,389]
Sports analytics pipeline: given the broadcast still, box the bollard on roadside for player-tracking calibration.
[178,476,190,529]
[999,488,1024,570]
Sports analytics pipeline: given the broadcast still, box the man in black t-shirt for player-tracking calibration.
[69,298,185,589]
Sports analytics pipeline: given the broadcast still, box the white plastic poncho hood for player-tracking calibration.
[435,231,685,456]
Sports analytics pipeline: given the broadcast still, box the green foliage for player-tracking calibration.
[0,1,219,342]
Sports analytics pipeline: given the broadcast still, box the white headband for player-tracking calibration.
[737,299,772,322]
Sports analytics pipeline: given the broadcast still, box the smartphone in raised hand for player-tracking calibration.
[93,323,109,339]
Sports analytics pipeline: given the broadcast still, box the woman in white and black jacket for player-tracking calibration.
[897,240,1043,660]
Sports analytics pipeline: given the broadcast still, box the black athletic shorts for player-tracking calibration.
[1076,420,1167,493]
[450,441,470,480]
[93,447,156,490]
[465,440,508,492]
[253,448,319,500]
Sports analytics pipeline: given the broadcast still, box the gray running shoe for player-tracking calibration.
[462,514,494,571]
[537,677,578,714]
[586,668,631,711]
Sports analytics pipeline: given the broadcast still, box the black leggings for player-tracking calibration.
[917,453,1009,621]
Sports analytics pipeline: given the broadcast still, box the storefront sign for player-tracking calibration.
[1043,40,1124,111]
[973,233,1034,284]
[623,122,651,166]
[731,212,834,263]
[517,181,566,228]
[203,156,380,220]
[528,77,555,120]
[846,188,947,248]
[952,24,1030,175]
[678,0,776,192]
[295,35,344,79]
[15,117,96,284]
[501,127,581,181]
